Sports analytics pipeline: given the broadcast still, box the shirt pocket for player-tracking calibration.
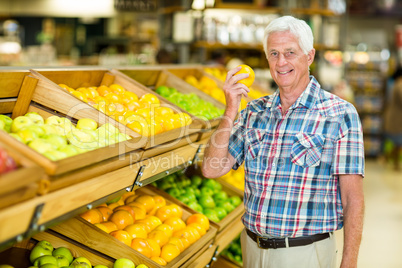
[291,132,325,168]
[245,128,265,161]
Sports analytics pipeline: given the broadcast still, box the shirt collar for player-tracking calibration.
[263,75,321,111]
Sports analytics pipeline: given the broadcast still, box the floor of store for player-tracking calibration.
[334,159,402,268]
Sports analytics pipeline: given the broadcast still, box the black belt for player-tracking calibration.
[246,229,330,249]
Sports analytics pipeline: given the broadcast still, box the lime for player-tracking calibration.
[200,186,214,196]
[204,208,220,222]
[187,201,203,213]
[177,194,190,204]
[167,187,181,198]
[193,188,201,199]
[202,179,222,193]
[158,180,174,190]
[215,207,227,220]
[219,200,235,213]
[229,196,242,207]
[155,85,171,97]
[191,175,203,186]
[199,195,215,209]
[213,191,228,203]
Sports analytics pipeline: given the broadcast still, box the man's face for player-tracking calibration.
[266,31,315,90]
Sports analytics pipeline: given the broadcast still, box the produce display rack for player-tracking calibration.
[0,65,245,268]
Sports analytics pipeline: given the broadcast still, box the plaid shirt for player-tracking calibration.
[228,76,365,238]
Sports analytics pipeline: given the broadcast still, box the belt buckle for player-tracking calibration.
[256,235,275,249]
[256,235,264,249]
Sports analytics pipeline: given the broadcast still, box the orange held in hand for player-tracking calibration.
[235,64,255,87]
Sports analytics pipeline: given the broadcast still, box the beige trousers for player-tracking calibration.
[240,228,337,268]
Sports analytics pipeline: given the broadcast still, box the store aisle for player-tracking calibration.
[335,159,402,268]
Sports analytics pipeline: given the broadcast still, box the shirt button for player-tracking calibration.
[272,163,276,167]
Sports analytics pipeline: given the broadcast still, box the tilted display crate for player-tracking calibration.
[50,186,218,268]
[113,67,225,135]
[30,68,204,150]
[0,69,144,177]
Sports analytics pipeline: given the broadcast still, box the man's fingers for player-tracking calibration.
[225,66,242,83]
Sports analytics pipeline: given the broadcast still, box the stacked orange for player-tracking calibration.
[58,83,192,137]
[80,190,209,266]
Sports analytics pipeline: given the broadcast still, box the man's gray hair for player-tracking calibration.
[263,16,314,57]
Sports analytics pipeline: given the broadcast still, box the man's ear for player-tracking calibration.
[308,49,316,65]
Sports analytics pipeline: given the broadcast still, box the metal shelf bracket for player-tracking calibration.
[130,165,146,191]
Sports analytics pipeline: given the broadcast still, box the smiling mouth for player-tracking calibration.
[278,70,293,75]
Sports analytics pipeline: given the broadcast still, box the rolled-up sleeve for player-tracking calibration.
[332,104,365,177]
[228,108,248,170]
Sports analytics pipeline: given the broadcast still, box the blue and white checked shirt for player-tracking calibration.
[228,76,365,238]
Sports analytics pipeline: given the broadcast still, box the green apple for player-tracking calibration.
[43,134,68,150]
[0,114,13,132]
[67,129,97,151]
[98,123,119,136]
[39,263,59,268]
[30,241,54,264]
[54,255,70,267]
[0,265,14,268]
[18,128,40,144]
[43,150,68,161]
[9,133,23,143]
[11,116,34,133]
[67,129,95,143]
[0,120,5,131]
[41,124,59,135]
[58,144,79,157]
[116,132,128,143]
[76,118,98,131]
[136,265,148,268]
[25,112,45,125]
[33,255,57,267]
[70,257,91,268]
[52,247,74,265]
[28,138,54,154]
[93,266,108,268]
[39,264,59,268]
[45,116,74,136]
[22,125,46,137]
[113,258,135,268]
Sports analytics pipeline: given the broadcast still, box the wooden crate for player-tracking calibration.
[30,68,204,149]
[146,180,244,234]
[0,138,46,209]
[50,187,218,268]
[0,69,33,115]
[0,102,143,176]
[0,234,115,267]
[212,256,243,268]
[114,68,225,130]
[0,69,145,176]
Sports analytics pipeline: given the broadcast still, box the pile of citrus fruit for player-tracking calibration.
[79,190,210,266]
[153,171,242,223]
[58,83,192,137]
[218,165,245,191]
